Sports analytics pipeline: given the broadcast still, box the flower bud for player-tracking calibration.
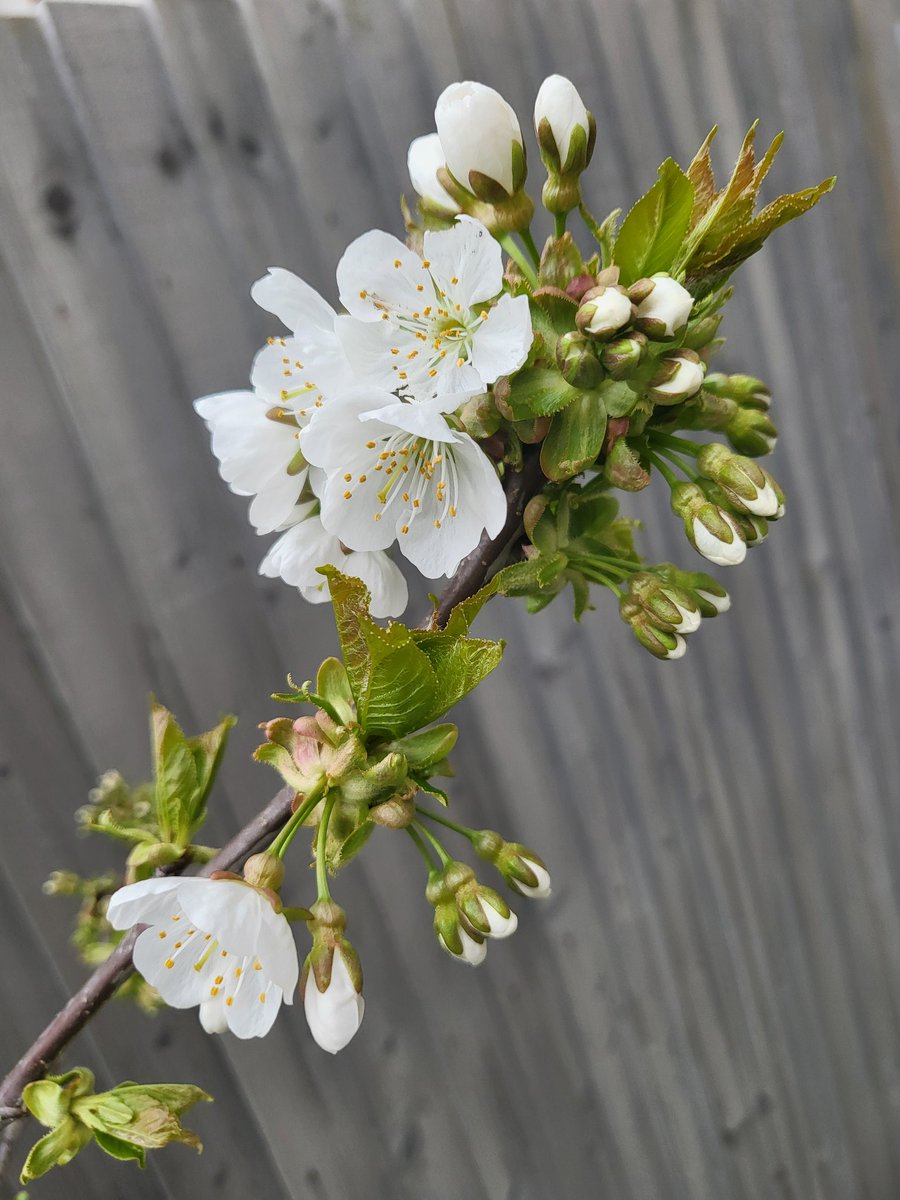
[556,330,604,388]
[704,372,771,409]
[575,285,633,341]
[726,406,778,457]
[473,831,552,898]
[730,510,769,546]
[670,482,748,567]
[407,132,461,215]
[301,901,364,1054]
[242,851,285,892]
[647,349,705,404]
[620,596,687,660]
[600,331,648,378]
[456,879,518,939]
[632,273,694,339]
[603,435,651,491]
[534,75,594,173]
[681,313,723,351]
[655,563,731,617]
[696,443,784,518]
[628,571,701,633]
[435,81,526,203]
[426,862,489,965]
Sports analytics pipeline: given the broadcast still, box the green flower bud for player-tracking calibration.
[629,571,701,633]
[726,406,779,456]
[242,851,285,892]
[619,596,687,660]
[696,443,784,518]
[473,830,552,898]
[556,330,604,388]
[600,331,648,378]
[654,563,731,617]
[704,372,771,408]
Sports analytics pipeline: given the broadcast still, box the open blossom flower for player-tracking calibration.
[335,215,531,396]
[259,500,408,618]
[407,132,460,214]
[301,389,506,578]
[194,389,308,534]
[195,268,354,535]
[107,877,299,1039]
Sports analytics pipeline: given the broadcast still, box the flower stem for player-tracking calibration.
[520,227,542,268]
[554,212,567,238]
[268,780,326,859]
[648,431,702,457]
[653,445,700,481]
[406,823,438,872]
[415,805,476,842]
[412,820,452,866]
[648,451,682,489]
[576,563,624,596]
[315,792,338,901]
[496,234,538,286]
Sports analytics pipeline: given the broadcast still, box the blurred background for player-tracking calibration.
[1,0,899,1196]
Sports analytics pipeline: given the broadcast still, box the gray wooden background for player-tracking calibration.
[1,0,898,1196]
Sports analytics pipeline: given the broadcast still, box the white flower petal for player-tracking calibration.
[343,550,409,618]
[106,877,183,931]
[696,588,731,614]
[226,975,284,1039]
[483,902,518,939]
[199,997,229,1034]
[692,516,747,566]
[337,230,425,321]
[423,216,503,308]
[259,516,341,588]
[468,293,533,384]
[304,954,364,1054]
[250,267,336,335]
[439,928,487,966]
[534,75,590,168]
[435,81,522,195]
[516,858,552,899]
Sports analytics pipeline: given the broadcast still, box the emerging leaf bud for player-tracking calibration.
[647,349,705,404]
[696,443,784,518]
[600,331,648,378]
[632,273,694,339]
[575,285,633,341]
[301,901,364,1054]
[556,330,604,388]
[670,481,748,566]
[407,132,462,216]
[603,435,651,491]
[242,851,285,892]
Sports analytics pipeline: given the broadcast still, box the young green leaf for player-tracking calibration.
[613,158,694,285]
[540,389,608,481]
[150,703,198,846]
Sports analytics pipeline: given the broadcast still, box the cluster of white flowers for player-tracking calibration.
[197,125,536,618]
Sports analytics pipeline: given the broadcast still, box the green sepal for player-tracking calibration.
[94,1131,146,1167]
[613,158,694,285]
[530,288,579,335]
[540,391,607,481]
[21,1118,93,1183]
[413,776,450,807]
[383,724,458,770]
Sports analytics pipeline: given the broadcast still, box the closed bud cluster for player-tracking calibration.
[670,481,748,567]
[301,900,365,1054]
[575,284,633,341]
[632,273,694,339]
[533,75,596,215]
[647,349,706,404]
[628,571,701,633]
[473,829,552,898]
[703,372,778,457]
[426,859,519,965]
[696,443,784,518]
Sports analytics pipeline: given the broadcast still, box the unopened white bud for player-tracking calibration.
[695,588,732,614]
[634,273,694,338]
[303,950,365,1055]
[649,351,705,403]
[515,855,552,899]
[435,80,524,199]
[407,133,460,213]
[577,286,633,339]
[692,514,747,566]
[533,74,592,171]
[439,926,487,966]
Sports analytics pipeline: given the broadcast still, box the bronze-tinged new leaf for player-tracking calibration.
[687,126,718,228]
[612,158,695,285]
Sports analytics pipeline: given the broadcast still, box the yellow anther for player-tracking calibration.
[226,997,233,1007]
[413,499,420,509]
[214,975,224,985]
[434,519,442,528]
[422,259,430,268]
[158,931,166,939]
[366,440,377,448]
[429,368,438,377]
[457,357,465,367]
[174,941,183,949]
[423,306,432,316]
[393,258,402,267]
[165,958,175,969]
[374,513,382,521]
[343,490,352,500]
[399,371,407,380]
[210,986,219,997]
[408,351,419,359]
[259,993,267,1003]
[235,967,242,978]
[449,505,457,517]
[416,284,424,292]
[451,275,459,284]
[401,524,409,534]
[359,290,367,298]
[480,310,488,320]
[359,474,367,483]
[253,961,262,971]
[402,492,410,501]
[381,313,389,320]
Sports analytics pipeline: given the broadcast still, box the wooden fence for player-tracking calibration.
[1,0,899,1196]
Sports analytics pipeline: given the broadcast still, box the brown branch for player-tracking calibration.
[0,453,545,1178]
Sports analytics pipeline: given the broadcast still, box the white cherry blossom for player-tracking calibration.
[259,500,408,618]
[301,389,506,579]
[335,216,532,397]
[107,877,299,1040]
[435,81,523,197]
